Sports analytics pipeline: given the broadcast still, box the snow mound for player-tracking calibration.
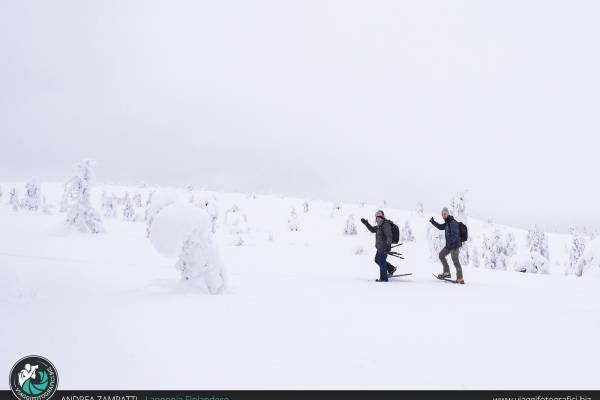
[511,251,549,274]
[149,201,211,258]
[146,189,178,220]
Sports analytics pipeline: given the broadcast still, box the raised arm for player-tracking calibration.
[429,217,446,230]
[360,218,377,233]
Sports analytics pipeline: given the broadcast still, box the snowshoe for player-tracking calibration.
[436,272,451,280]
[388,273,413,278]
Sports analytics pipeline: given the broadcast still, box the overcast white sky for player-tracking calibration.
[1,0,598,232]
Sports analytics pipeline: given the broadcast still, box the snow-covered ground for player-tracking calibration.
[1,182,599,389]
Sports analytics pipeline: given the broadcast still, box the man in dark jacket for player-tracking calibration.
[430,207,464,284]
[361,210,396,282]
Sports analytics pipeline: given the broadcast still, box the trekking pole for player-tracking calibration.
[391,243,403,249]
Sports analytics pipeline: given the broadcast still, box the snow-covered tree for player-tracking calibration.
[225,205,249,245]
[101,192,118,218]
[527,226,549,260]
[132,193,143,208]
[449,191,467,222]
[196,197,219,234]
[175,227,226,295]
[575,237,600,277]
[144,190,155,222]
[427,225,445,261]
[62,160,104,233]
[399,221,415,242]
[122,194,137,221]
[40,195,52,214]
[481,229,512,270]
[505,231,517,257]
[8,188,19,211]
[508,227,550,274]
[20,180,42,211]
[288,207,300,232]
[344,214,357,235]
[569,232,587,276]
[472,247,480,268]
[303,201,309,214]
[415,201,424,216]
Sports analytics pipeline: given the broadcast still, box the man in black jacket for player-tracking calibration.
[361,210,396,282]
[430,207,464,284]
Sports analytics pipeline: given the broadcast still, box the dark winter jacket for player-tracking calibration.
[431,215,461,250]
[363,219,393,252]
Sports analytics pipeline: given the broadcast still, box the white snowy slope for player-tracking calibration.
[0,182,599,390]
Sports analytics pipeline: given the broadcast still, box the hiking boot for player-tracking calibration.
[456,278,465,285]
[437,272,451,279]
[387,266,397,276]
[375,279,388,282]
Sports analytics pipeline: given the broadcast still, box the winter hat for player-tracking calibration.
[441,207,449,214]
[375,210,385,218]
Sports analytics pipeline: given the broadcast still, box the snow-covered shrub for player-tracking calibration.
[122,194,137,222]
[344,214,357,235]
[427,225,445,261]
[62,160,104,233]
[353,245,364,255]
[20,180,42,211]
[101,192,118,218]
[303,201,309,214]
[569,233,587,276]
[512,251,550,274]
[481,229,512,270]
[8,188,19,211]
[399,221,415,242]
[576,237,600,278]
[527,226,549,260]
[288,208,300,231]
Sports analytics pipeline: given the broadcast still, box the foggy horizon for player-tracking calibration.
[2,0,599,233]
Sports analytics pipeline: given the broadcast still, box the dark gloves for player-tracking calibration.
[360,218,368,225]
[429,217,435,224]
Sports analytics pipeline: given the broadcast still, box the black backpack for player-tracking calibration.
[458,221,468,242]
[387,220,400,244]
